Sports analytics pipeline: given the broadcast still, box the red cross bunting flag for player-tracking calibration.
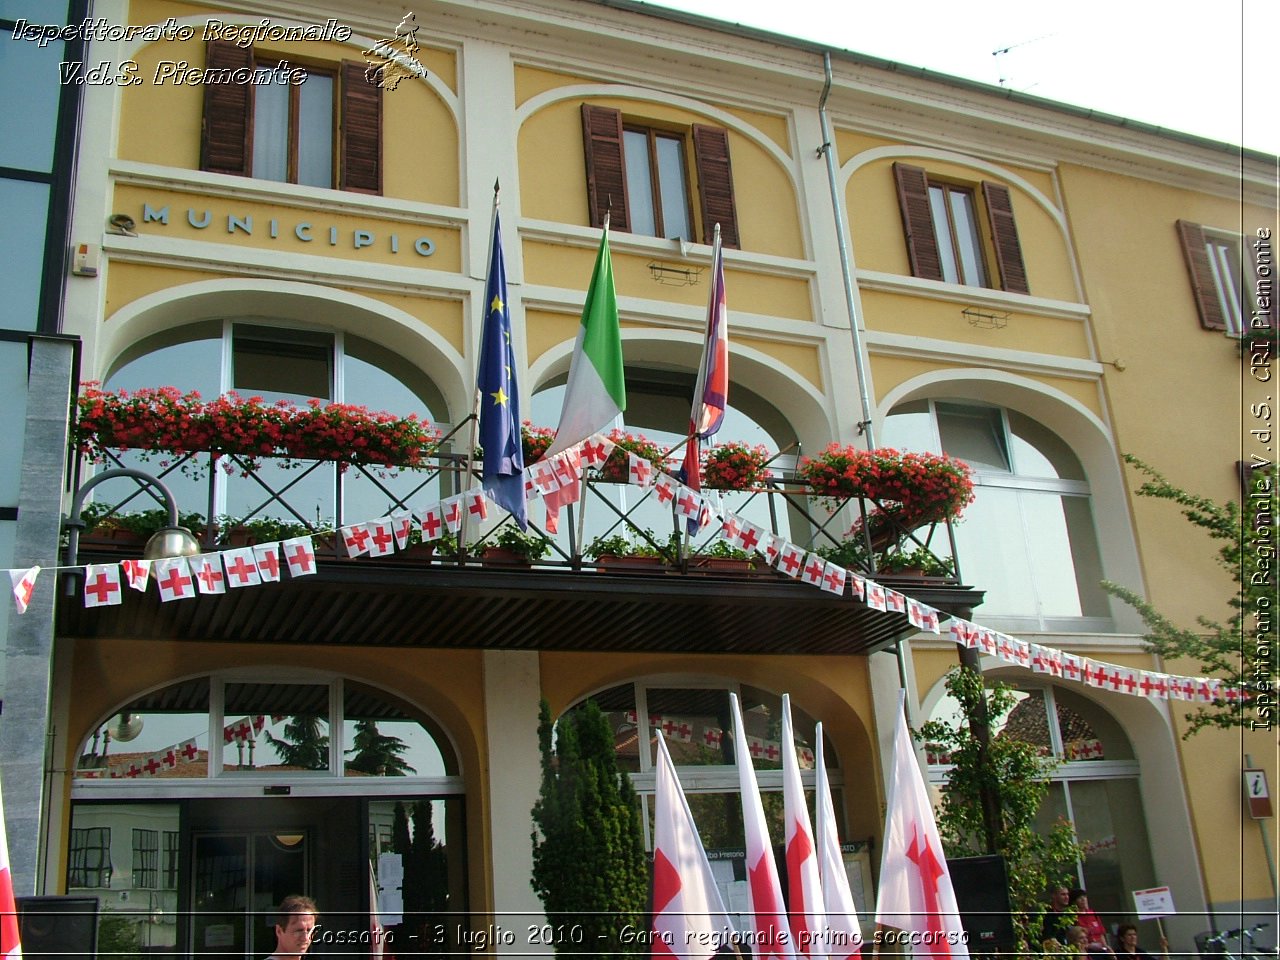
[9,566,38,615]
[222,547,261,588]
[848,572,866,601]
[580,434,614,468]
[441,494,464,533]
[799,553,825,588]
[654,471,679,506]
[84,563,123,608]
[530,459,560,495]
[192,555,227,595]
[253,543,282,582]
[1140,671,1169,699]
[885,589,906,614]
[391,512,413,550]
[465,487,489,522]
[820,561,847,596]
[340,523,372,557]
[738,520,764,554]
[876,692,969,960]
[364,518,396,557]
[907,599,928,631]
[1083,658,1108,689]
[777,542,805,579]
[121,558,151,591]
[628,453,653,488]
[675,484,701,521]
[419,504,445,542]
[153,557,196,602]
[282,536,317,578]
[865,581,886,612]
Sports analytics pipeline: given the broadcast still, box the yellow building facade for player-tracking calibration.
[23,0,1275,954]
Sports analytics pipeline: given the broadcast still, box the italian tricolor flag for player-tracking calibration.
[544,226,626,459]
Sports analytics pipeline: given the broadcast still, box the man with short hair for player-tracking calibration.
[269,895,318,960]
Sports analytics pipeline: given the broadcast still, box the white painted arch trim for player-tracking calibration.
[526,325,838,448]
[98,277,470,420]
[843,145,1069,238]
[516,83,798,195]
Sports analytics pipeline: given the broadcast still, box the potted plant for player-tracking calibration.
[595,429,664,484]
[876,546,955,579]
[701,441,772,491]
[689,538,756,572]
[217,515,316,546]
[79,504,207,545]
[481,525,551,566]
[521,422,557,465]
[584,530,676,570]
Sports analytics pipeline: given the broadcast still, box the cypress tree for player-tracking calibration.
[531,699,647,957]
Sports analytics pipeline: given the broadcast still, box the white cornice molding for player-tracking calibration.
[856,270,1091,322]
[864,329,1105,380]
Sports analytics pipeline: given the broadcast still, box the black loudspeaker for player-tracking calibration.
[15,896,99,957]
[946,855,1016,955]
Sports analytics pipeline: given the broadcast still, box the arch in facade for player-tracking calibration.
[97,278,470,422]
[877,367,1144,626]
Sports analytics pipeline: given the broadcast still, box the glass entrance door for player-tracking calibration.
[191,831,307,957]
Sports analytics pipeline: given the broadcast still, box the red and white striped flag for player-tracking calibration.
[730,692,797,959]
[781,696,825,957]
[651,732,734,959]
[815,724,863,959]
[0,771,23,959]
[8,567,38,616]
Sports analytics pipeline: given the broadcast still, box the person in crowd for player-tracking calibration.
[1042,884,1075,945]
[1069,888,1113,954]
[1114,923,1168,959]
[1065,924,1112,955]
[268,894,318,960]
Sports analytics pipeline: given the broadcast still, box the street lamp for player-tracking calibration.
[64,468,201,582]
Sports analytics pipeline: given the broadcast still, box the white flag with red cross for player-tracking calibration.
[720,512,743,547]
[848,573,866,601]
[907,599,928,631]
[875,693,969,959]
[776,542,806,579]
[390,512,413,550]
[1060,652,1083,683]
[465,487,490,524]
[177,739,200,764]
[222,547,261,588]
[1083,659,1109,689]
[153,557,196,602]
[282,537,317,578]
[580,434,614,468]
[529,459,561,496]
[121,558,151,592]
[253,543,282,582]
[628,452,654,488]
[651,732,735,959]
[364,519,396,557]
[865,581,886,612]
[419,505,446,543]
[820,561,847,596]
[815,725,864,960]
[340,523,372,557]
[675,484,702,522]
[191,555,227,595]
[9,566,38,615]
[1028,642,1052,673]
[550,450,581,490]
[799,553,825,588]
[730,692,798,959]
[950,621,974,649]
[1,769,25,960]
[83,563,123,608]
[653,471,679,508]
[441,494,464,534]
[781,695,826,958]
[1138,671,1169,699]
[737,520,765,555]
[885,589,906,614]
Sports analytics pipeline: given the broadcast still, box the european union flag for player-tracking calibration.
[477,211,527,528]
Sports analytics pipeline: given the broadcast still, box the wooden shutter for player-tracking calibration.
[581,104,630,231]
[1176,220,1228,330]
[892,163,943,281]
[692,124,740,249]
[200,41,253,176]
[340,61,382,194]
[982,181,1030,294]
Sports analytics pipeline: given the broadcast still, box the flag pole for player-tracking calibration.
[464,180,501,552]
[682,223,722,560]
[572,212,611,559]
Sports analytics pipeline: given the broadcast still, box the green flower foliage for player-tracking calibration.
[1103,455,1277,737]
[919,667,1084,951]
[531,699,647,958]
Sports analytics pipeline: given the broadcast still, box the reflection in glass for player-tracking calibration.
[623,130,657,236]
[252,74,289,182]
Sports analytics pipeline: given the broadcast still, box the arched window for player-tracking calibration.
[70,673,466,956]
[558,680,875,914]
[883,400,1108,631]
[99,319,449,529]
[926,678,1157,917]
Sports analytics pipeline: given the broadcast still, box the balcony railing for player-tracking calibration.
[74,441,964,584]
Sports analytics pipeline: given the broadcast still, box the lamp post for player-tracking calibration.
[64,467,201,582]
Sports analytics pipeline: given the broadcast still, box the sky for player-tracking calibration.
[643,0,1278,157]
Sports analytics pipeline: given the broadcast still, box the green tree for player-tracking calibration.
[531,699,647,958]
[919,666,1084,951]
[1103,455,1277,736]
[346,719,416,775]
[264,714,329,769]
